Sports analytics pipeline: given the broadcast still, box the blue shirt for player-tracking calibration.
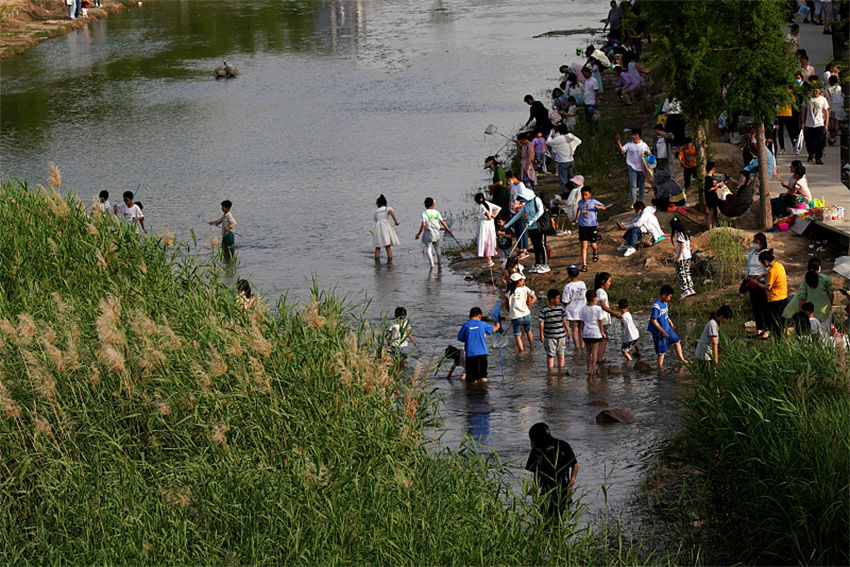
[457,319,494,357]
[577,199,603,227]
[647,299,673,334]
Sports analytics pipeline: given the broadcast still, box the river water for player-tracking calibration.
[1,0,687,525]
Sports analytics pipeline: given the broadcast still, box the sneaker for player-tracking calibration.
[538,265,551,273]
[528,264,541,273]
[623,247,636,257]
[616,243,628,252]
[680,289,696,299]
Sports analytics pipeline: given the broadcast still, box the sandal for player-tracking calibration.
[593,252,599,263]
[580,264,588,272]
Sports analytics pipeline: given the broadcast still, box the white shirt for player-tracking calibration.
[584,76,599,106]
[580,304,604,338]
[508,286,533,320]
[622,140,650,171]
[389,321,409,348]
[805,95,829,128]
[509,181,527,207]
[546,132,582,163]
[623,206,664,241]
[621,312,639,342]
[676,234,692,261]
[561,280,588,320]
[654,135,668,159]
[116,203,144,232]
[745,249,767,277]
[596,288,612,325]
[694,319,719,360]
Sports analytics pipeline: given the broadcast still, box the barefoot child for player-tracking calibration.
[443,345,466,380]
[594,271,621,362]
[505,273,536,352]
[618,298,641,361]
[647,285,688,369]
[209,199,237,249]
[373,194,400,263]
[580,290,606,376]
[694,305,732,365]
[415,197,454,269]
[574,187,605,272]
[457,307,500,384]
[561,265,587,352]
[388,306,417,360]
[539,289,568,373]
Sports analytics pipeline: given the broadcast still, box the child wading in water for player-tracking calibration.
[574,187,605,271]
[457,307,500,384]
[115,190,146,234]
[209,199,237,250]
[561,264,587,353]
[373,194,400,263]
[525,422,578,518]
[415,197,454,270]
[693,305,732,368]
[594,271,620,362]
[618,298,641,361]
[648,285,689,369]
[538,289,569,373]
[388,306,416,361]
[670,217,695,299]
[505,272,537,352]
[580,290,606,376]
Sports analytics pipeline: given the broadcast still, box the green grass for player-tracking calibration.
[0,178,683,564]
[685,338,850,565]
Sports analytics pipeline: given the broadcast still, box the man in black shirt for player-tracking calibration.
[523,94,553,138]
[525,422,578,518]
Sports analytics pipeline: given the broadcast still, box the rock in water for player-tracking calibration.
[585,400,609,407]
[634,360,652,373]
[595,409,635,424]
[607,365,622,375]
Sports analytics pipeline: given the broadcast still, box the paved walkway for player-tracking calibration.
[778,15,850,251]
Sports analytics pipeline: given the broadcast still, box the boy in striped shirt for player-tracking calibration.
[539,289,569,373]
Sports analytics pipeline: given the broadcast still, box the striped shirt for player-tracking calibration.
[538,304,567,339]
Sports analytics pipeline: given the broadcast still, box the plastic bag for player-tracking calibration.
[794,135,804,153]
[717,110,728,130]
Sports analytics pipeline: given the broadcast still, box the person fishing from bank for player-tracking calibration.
[115,190,146,234]
[415,197,454,270]
[456,306,500,384]
[209,199,237,250]
[561,264,587,353]
[485,156,510,221]
[96,190,110,215]
[515,132,537,190]
[372,194,400,263]
[546,123,582,194]
[525,422,578,519]
[693,305,732,368]
[503,186,548,274]
[539,289,569,373]
[504,272,536,353]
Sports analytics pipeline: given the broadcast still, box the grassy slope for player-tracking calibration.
[0,179,671,564]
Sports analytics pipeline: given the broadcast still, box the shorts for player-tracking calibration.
[222,231,235,247]
[621,339,638,353]
[705,192,720,211]
[545,336,567,357]
[511,314,532,336]
[568,319,583,329]
[651,329,680,354]
[578,226,598,243]
[465,354,488,382]
[583,337,602,344]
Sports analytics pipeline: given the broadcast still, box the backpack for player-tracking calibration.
[535,197,556,236]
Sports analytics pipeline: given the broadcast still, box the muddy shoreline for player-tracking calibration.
[0,0,135,58]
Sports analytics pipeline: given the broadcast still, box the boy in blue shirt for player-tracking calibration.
[574,187,605,272]
[457,307,501,383]
[647,285,689,370]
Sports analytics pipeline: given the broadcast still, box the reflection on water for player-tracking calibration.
[0,0,685,527]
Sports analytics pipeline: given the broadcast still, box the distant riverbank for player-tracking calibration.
[0,0,135,58]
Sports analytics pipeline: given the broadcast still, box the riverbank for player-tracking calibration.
[0,0,134,58]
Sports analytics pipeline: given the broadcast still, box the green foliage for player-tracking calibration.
[687,339,850,565]
[0,179,671,564]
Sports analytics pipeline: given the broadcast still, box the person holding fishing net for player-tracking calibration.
[208,199,237,250]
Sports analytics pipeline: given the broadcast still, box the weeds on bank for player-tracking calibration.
[0,177,685,564]
[686,339,849,565]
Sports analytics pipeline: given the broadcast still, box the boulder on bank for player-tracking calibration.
[595,409,635,424]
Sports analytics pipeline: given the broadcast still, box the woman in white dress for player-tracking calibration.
[474,192,500,267]
[373,194,400,263]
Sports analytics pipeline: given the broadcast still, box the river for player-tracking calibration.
[0,0,687,526]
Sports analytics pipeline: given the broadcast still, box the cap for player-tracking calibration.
[567,265,580,277]
[510,272,525,282]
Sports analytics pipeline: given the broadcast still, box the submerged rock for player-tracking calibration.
[585,400,609,407]
[595,409,635,424]
[634,360,652,373]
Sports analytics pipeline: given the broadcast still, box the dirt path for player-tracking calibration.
[0,0,133,58]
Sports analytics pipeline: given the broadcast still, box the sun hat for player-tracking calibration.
[510,272,525,282]
[567,265,580,277]
[518,187,536,202]
[570,175,584,186]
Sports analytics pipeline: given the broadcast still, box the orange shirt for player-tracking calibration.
[766,262,787,302]
[678,145,696,168]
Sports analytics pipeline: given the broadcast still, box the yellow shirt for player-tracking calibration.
[766,262,787,302]
[778,89,793,117]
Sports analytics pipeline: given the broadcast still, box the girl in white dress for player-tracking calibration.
[474,192,500,267]
[373,194,400,263]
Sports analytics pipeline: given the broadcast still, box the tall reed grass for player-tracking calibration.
[0,178,673,564]
[686,338,849,565]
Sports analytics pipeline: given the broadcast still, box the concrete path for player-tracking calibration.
[778,15,850,251]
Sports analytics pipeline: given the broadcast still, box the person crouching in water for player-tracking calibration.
[525,422,578,520]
